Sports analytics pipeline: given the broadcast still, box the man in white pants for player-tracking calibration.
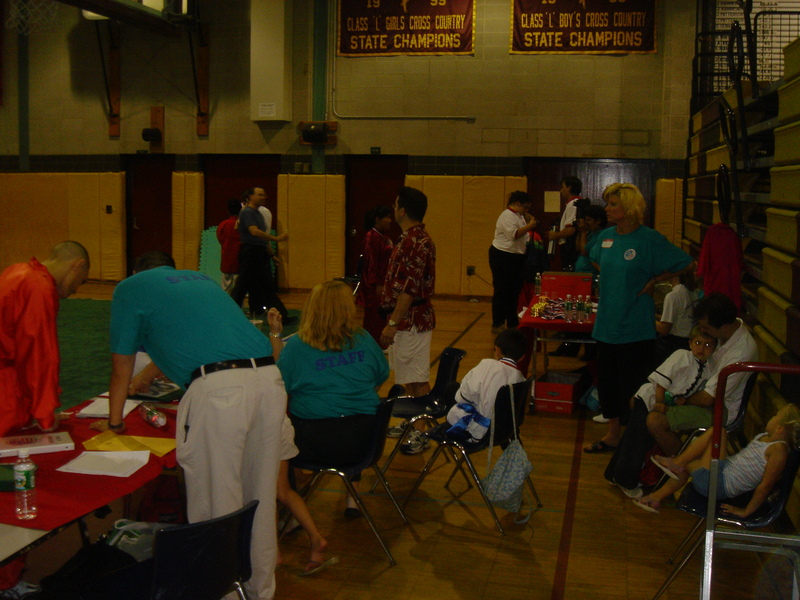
[96,251,285,600]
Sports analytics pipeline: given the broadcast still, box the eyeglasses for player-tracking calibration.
[692,340,715,349]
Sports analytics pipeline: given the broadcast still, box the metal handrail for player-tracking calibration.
[701,361,800,600]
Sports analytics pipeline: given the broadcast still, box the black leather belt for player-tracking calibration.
[190,356,275,383]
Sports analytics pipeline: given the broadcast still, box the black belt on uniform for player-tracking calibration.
[189,356,275,383]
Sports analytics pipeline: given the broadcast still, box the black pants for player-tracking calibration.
[604,397,654,489]
[489,246,525,328]
[595,339,655,424]
[230,243,288,318]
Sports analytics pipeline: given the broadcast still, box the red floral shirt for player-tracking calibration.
[380,224,436,332]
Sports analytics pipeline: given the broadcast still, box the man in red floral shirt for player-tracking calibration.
[380,186,436,398]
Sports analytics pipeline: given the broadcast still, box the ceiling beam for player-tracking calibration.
[56,0,181,36]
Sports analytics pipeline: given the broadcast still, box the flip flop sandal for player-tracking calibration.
[583,440,617,454]
[651,455,685,480]
[633,497,660,514]
[300,556,340,577]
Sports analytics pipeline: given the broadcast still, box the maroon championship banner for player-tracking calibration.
[511,0,656,55]
[338,0,474,57]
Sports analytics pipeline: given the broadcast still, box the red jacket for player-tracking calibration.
[217,216,241,274]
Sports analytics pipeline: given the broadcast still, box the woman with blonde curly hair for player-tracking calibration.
[273,280,389,517]
[584,183,693,458]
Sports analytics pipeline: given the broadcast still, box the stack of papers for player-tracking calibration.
[77,397,141,419]
[57,451,150,478]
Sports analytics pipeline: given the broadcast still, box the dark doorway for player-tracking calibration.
[124,154,176,276]
[201,154,281,229]
[344,155,408,277]
[524,158,666,230]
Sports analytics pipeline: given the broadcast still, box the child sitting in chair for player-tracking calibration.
[634,403,800,515]
[636,326,717,414]
[446,328,527,442]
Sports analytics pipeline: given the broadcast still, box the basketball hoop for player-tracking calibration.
[5,0,59,36]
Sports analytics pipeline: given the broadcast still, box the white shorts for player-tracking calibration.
[391,327,432,384]
[280,415,299,461]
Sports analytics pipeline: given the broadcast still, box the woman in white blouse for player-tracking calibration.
[488,191,538,333]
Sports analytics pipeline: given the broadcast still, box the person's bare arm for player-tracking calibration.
[247,225,288,243]
[380,291,414,347]
[91,353,136,433]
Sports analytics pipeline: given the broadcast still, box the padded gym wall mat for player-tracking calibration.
[97,173,126,281]
[416,176,464,296]
[67,174,102,281]
[0,173,70,269]
[171,173,205,271]
[282,175,328,289]
[462,176,507,297]
[324,175,346,283]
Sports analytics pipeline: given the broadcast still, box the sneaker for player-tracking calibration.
[617,483,643,499]
[592,414,610,424]
[387,420,409,438]
[490,325,505,334]
[400,430,430,455]
[0,581,41,600]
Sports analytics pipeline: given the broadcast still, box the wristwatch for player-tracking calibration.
[388,319,397,327]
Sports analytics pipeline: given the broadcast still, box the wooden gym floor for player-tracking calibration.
[24,288,793,599]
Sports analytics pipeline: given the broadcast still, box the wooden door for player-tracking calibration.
[124,154,176,275]
[344,155,408,276]
[524,158,662,229]
[201,154,281,229]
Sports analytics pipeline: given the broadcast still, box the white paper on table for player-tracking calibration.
[76,397,141,419]
[57,451,151,478]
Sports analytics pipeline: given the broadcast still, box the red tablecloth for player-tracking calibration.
[0,403,177,531]
[518,296,596,332]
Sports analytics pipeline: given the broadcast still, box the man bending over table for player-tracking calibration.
[0,241,90,600]
[94,251,285,600]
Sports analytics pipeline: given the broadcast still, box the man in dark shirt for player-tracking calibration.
[230,187,292,321]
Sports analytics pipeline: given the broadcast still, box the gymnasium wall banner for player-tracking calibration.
[511,0,656,55]
[338,0,474,57]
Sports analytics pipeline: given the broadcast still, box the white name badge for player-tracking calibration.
[601,239,614,248]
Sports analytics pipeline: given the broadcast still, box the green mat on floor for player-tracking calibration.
[56,298,299,412]
[58,298,112,410]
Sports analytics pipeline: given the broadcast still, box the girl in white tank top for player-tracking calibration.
[633,403,800,515]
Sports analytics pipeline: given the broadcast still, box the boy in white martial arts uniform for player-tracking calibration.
[445,328,527,442]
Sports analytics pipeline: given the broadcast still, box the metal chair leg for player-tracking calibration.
[369,421,414,493]
[233,581,251,600]
[525,475,543,509]
[402,444,446,510]
[460,454,506,535]
[341,475,397,566]
[369,415,447,494]
[652,532,704,600]
[371,465,408,524]
[443,455,473,491]
[668,517,704,565]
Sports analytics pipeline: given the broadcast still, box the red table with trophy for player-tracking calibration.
[518,272,596,414]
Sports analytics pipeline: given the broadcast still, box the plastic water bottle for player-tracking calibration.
[576,295,586,323]
[534,273,542,296]
[564,294,573,322]
[14,449,37,520]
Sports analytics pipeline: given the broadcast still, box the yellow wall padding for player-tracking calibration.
[0,173,125,281]
[0,174,70,270]
[66,173,127,281]
[171,173,205,271]
[97,173,126,281]
[277,174,346,290]
[416,176,464,295]
[462,177,507,296]
[403,175,527,297]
